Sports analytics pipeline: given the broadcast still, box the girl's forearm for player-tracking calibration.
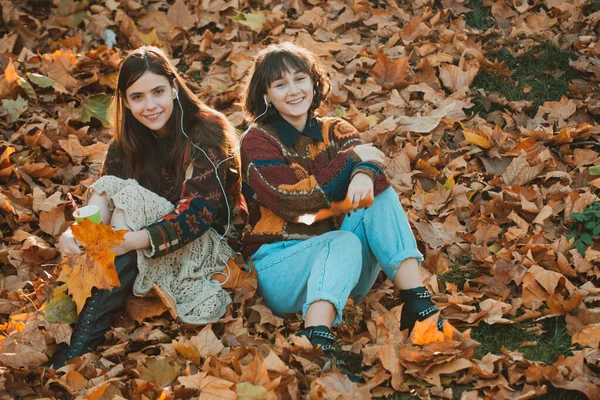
[111,230,151,256]
[124,230,151,251]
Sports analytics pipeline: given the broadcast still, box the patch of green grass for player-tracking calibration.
[438,258,477,291]
[589,0,600,12]
[471,42,587,118]
[472,317,572,365]
[539,388,586,400]
[375,392,419,400]
[465,0,495,31]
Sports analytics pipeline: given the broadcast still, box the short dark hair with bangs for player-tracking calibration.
[242,42,330,121]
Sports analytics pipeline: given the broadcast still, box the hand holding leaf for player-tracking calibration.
[57,219,127,313]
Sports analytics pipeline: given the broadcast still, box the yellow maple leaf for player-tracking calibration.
[57,219,126,313]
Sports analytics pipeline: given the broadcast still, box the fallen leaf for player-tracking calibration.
[236,382,268,400]
[410,313,446,345]
[139,358,181,386]
[40,284,78,325]
[167,0,197,29]
[126,297,168,323]
[370,51,411,89]
[2,95,28,123]
[57,219,126,313]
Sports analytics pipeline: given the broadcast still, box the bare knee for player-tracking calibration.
[110,208,131,231]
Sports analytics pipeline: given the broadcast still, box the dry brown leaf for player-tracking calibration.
[167,0,197,29]
[370,52,411,89]
[125,297,168,323]
[40,50,78,89]
[439,58,479,93]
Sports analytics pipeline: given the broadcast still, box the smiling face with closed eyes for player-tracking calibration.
[124,71,176,137]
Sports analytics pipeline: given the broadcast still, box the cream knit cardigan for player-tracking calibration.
[88,175,233,325]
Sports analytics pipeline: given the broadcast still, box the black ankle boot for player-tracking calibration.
[399,286,443,333]
[299,325,364,383]
[49,251,138,369]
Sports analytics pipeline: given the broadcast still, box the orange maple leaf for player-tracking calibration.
[410,313,449,345]
[370,51,412,89]
[57,219,126,313]
[297,194,374,225]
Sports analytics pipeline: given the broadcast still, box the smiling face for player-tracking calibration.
[124,71,175,137]
[265,68,314,132]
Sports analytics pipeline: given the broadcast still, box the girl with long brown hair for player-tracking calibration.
[51,46,246,368]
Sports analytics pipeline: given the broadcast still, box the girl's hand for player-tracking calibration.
[347,173,374,211]
[57,227,84,257]
[352,143,384,163]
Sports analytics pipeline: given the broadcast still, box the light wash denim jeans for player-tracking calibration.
[249,187,423,326]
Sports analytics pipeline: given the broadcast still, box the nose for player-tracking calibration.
[288,81,300,94]
[144,96,157,110]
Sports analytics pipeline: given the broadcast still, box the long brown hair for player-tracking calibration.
[111,46,239,201]
[241,42,330,122]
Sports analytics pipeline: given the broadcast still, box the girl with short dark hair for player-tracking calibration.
[240,42,441,378]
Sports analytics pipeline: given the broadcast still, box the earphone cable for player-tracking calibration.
[175,94,269,286]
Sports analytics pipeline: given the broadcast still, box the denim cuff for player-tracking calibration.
[303,290,346,327]
[384,249,425,282]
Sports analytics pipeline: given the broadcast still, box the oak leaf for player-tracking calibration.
[57,219,126,313]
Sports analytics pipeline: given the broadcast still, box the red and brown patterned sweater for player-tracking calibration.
[101,121,246,258]
[240,115,390,258]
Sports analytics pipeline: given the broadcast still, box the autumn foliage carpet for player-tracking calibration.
[1,0,600,399]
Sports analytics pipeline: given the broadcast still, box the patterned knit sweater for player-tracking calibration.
[102,118,246,258]
[240,116,390,258]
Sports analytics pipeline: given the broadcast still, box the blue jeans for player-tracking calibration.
[249,187,423,326]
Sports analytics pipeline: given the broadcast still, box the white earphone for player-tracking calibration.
[263,94,269,107]
[172,87,178,98]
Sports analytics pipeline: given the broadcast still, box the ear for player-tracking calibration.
[123,96,131,110]
[172,80,179,98]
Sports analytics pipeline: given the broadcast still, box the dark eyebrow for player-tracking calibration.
[128,85,167,96]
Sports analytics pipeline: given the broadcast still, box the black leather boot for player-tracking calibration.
[49,251,137,369]
[399,286,443,332]
[299,325,364,383]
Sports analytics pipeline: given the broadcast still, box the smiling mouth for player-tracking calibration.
[144,112,162,119]
[287,98,304,105]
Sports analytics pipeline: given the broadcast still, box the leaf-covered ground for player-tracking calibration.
[1,0,600,398]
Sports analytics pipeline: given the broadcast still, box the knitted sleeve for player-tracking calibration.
[241,126,362,221]
[142,145,228,258]
[332,119,390,196]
